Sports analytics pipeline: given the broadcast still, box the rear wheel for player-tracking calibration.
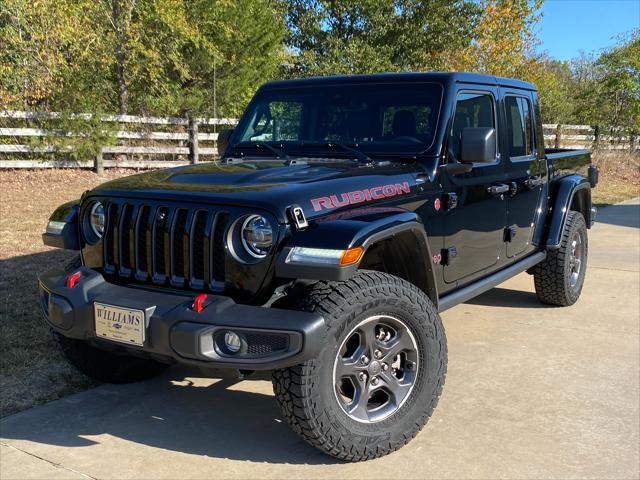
[272,271,447,461]
[533,211,588,306]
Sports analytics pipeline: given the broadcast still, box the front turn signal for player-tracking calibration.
[339,247,364,266]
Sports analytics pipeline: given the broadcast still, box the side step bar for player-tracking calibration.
[438,252,546,312]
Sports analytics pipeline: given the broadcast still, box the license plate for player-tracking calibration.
[94,302,145,346]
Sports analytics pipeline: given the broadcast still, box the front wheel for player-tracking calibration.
[54,333,170,384]
[272,271,447,461]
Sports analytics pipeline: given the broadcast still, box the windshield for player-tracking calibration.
[234,83,443,156]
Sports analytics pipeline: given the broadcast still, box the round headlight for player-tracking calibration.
[89,202,105,238]
[241,215,273,258]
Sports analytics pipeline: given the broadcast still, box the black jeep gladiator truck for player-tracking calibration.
[39,72,598,461]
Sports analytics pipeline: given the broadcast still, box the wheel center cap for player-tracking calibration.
[369,360,381,375]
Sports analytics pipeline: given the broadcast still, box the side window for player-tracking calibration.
[450,92,495,160]
[505,96,534,158]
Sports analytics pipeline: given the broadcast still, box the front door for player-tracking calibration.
[442,89,507,284]
[501,92,545,258]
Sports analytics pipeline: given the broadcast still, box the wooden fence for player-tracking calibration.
[542,124,638,151]
[0,109,637,170]
[0,110,237,171]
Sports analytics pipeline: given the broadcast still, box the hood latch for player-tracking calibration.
[288,205,308,231]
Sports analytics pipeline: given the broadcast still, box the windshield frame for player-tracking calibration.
[230,81,445,157]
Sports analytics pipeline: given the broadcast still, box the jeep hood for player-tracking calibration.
[90,160,424,222]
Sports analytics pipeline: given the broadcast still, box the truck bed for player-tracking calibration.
[545,148,592,174]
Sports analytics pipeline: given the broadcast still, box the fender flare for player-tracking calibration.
[42,200,80,250]
[546,175,591,249]
[275,210,439,306]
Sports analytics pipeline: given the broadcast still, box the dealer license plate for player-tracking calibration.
[94,302,145,346]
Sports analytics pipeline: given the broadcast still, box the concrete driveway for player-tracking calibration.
[2,199,639,480]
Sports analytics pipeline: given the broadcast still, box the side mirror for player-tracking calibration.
[217,128,234,157]
[460,127,496,164]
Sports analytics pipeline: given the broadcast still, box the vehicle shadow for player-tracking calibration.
[593,203,640,229]
[464,286,550,309]
[0,367,339,465]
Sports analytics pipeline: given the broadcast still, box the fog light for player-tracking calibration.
[224,331,242,353]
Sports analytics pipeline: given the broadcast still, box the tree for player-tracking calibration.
[182,0,286,117]
[1,0,285,117]
[526,57,574,124]
[449,0,543,78]
[281,0,480,77]
[100,0,138,114]
[595,30,640,132]
[0,0,109,111]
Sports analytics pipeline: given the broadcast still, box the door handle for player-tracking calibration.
[487,184,510,196]
[524,176,543,189]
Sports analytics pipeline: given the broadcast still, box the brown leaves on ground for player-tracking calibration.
[0,168,134,417]
[592,151,640,206]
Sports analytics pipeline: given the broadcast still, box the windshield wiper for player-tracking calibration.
[297,141,373,164]
[233,142,290,159]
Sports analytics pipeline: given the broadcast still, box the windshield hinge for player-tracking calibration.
[284,159,308,166]
[288,205,308,231]
[219,157,244,165]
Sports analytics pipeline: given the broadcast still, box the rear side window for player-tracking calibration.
[450,92,495,160]
[505,96,534,157]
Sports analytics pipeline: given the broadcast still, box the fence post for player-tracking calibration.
[554,124,562,148]
[188,117,199,164]
[94,148,104,175]
[593,125,600,151]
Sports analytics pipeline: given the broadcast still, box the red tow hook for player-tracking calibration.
[192,294,208,313]
[66,272,81,288]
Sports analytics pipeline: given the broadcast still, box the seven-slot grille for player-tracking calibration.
[102,201,228,291]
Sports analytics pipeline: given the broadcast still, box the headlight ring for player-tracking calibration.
[83,201,105,244]
[240,215,273,259]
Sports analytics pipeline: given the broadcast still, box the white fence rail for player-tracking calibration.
[542,124,638,151]
[0,110,238,171]
[0,110,636,171]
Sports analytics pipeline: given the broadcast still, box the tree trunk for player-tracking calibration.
[112,0,129,115]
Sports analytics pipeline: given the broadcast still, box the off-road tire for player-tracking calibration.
[533,211,588,306]
[53,256,170,384]
[271,270,447,461]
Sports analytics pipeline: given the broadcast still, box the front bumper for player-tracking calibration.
[38,267,324,370]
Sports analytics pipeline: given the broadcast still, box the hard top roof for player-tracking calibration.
[261,71,536,91]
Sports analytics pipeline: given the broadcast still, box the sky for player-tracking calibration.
[537,0,639,61]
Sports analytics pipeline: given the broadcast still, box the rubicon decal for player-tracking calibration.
[311,182,411,212]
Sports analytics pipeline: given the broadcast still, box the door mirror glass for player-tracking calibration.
[217,128,234,156]
[460,127,496,163]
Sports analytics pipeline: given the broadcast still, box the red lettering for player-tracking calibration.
[348,190,366,204]
[370,186,385,199]
[395,182,410,194]
[382,185,396,197]
[330,193,350,207]
[311,197,333,212]
[311,181,412,212]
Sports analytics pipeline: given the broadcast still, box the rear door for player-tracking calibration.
[441,88,507,284]
[501,91,545,258]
